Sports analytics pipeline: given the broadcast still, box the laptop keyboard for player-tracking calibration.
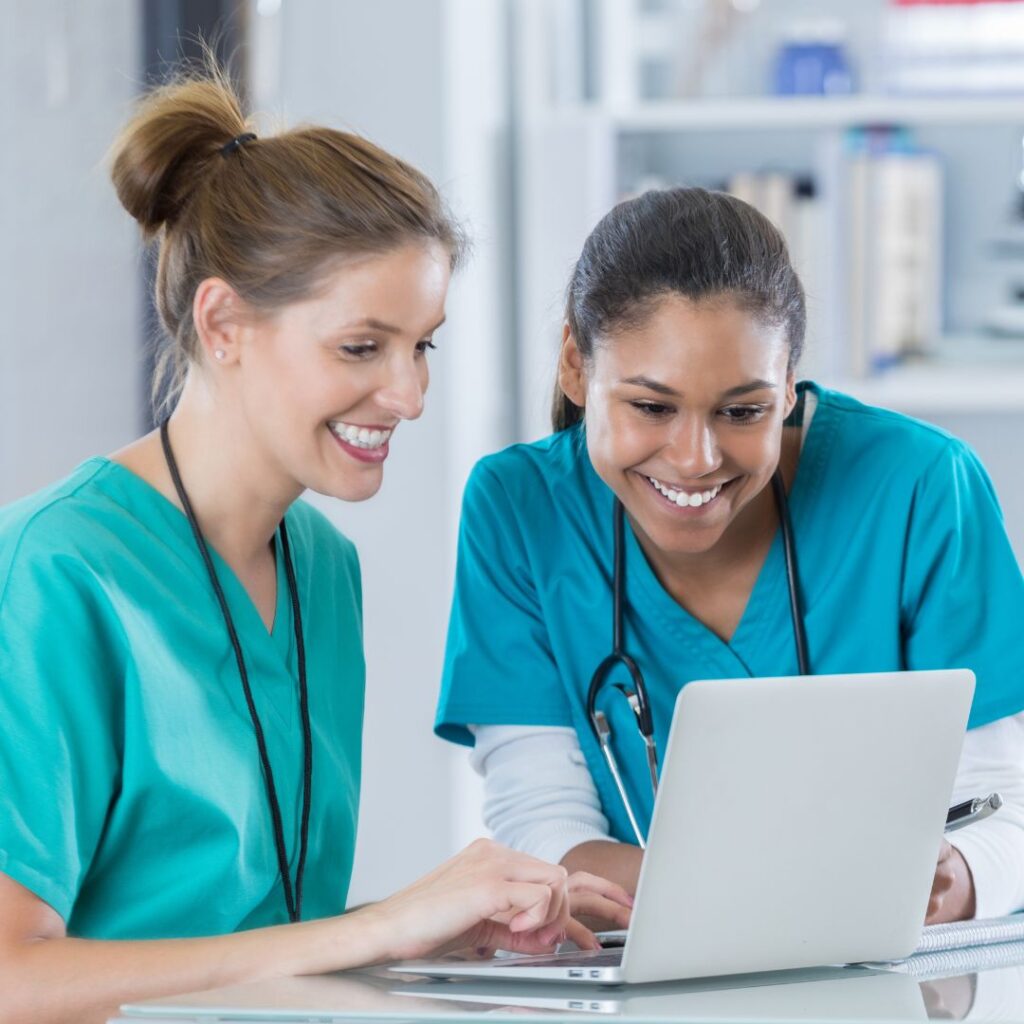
[492,949,624,969]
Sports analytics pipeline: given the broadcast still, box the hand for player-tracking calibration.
[365,838,580,962]
[926,840,976,924]
[562,871,633,947]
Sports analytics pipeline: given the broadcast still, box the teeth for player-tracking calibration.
[647,476,724,508]
[330,422,393,450]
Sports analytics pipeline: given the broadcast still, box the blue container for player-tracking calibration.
[774,39,854,96]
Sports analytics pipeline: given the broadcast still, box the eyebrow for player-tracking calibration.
[339,315,447,335]
[621,376,778,399]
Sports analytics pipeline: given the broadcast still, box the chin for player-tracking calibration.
[305,469,383,504]
[658,527,726,557]
[329,481,382,503]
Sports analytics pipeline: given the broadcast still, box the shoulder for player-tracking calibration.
[466,426,593,510]
[0,459,120,596]
[813,384,974,479]
[285,498,360,575]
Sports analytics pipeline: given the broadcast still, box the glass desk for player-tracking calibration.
[116,941,1024,1023]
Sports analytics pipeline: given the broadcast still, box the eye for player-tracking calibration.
[339,341,377,359]
[415,339,437,356]
[630,400,672,418]
[720,404,768,424]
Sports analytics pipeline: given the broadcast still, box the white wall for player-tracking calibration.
[1,0,141,504]
[0,0,510,909]
[258,0,514,903]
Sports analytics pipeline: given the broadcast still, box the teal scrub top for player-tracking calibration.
[0,458,364,939]
[436,383,1024,843]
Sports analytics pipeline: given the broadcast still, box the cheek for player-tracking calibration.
[727,423,783,473]
[587,410,656,477]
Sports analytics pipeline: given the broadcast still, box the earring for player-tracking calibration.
[214,349,226,361]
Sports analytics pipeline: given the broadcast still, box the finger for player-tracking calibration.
[537,921,569,947]
[482,846,571,889]
[498,928,562,956]
[544,877,569,933]
[570,892,633,929]
[565,917,602,952]
[567,872,634,909]
[501,882,555,932]
[477,917,565,956]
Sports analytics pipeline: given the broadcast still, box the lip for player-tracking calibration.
[638,471,736,515]
[329,425,391,464]
[331,422,396,432]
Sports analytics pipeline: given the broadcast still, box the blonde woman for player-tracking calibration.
[0,69,629,1023]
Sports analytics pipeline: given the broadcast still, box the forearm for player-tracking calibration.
[945,712,1024,918]
[0,906,388,1024]
[470,725,616,865]
[560,840,643,898]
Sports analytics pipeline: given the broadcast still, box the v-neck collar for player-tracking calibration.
[607,381,838,675]
[89,456,295,661]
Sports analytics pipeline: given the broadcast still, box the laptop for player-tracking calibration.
[391,669,975,984]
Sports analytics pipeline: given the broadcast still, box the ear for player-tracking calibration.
[783,372,798,418]
[193,277,246,367]
[558,325,588,409]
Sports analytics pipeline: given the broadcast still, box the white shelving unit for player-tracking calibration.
[512,0,1024,437]
[608,96,1024,132]
[843,358,1024,414]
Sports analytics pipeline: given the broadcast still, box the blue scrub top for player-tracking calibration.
[436,383,1024,843]
[0,458,364,939]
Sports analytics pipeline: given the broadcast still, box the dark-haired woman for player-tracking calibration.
[436,187,1024,929]
[0,70,630,1022]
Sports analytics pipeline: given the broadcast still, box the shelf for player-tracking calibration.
[828,359,1024,414]
[607,96,1024,133]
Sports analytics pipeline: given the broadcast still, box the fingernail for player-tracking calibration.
[626,895,635,906]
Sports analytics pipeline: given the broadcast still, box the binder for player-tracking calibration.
[917,914,1024,955]
[864,915,1024,976]
[886,940,1024,980]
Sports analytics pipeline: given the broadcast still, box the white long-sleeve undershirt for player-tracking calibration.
[469,714,1024,918]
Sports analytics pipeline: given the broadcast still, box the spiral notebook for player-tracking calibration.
[865,914,1024,975]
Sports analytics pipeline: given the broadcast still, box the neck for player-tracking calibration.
[158,379,302,568]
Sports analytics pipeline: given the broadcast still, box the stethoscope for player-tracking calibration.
[586,471,809,847]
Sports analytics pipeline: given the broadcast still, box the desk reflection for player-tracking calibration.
[117,942,1024,1023]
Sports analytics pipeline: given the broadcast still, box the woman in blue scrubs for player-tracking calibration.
[0,70,628,1020]
[437,187,1024,927]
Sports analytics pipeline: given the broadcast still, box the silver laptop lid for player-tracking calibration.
[622,669,975,982]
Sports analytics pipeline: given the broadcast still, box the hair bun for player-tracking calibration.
[110,74,248,238]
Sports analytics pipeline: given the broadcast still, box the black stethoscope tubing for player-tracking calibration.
[160,420,312,923]
[586,469,808,847]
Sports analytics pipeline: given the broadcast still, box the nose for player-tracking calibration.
[377,355,426,421]
[667,414,721,478]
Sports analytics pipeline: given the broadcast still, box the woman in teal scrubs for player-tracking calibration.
[437,187,1024,927]
[0,71,628,1020]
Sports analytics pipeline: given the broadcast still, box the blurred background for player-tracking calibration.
[3,0,1024,905]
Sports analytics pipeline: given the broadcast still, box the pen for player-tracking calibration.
[945,792,1002,833]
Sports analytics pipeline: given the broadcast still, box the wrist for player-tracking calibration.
[342,902,397,965]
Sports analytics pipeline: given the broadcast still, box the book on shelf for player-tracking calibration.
[724,169,828,381]
[844,127,943,379]
[722,128,943,381]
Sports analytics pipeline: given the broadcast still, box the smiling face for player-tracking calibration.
[560,293,796,561]
[233,242,451,502]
